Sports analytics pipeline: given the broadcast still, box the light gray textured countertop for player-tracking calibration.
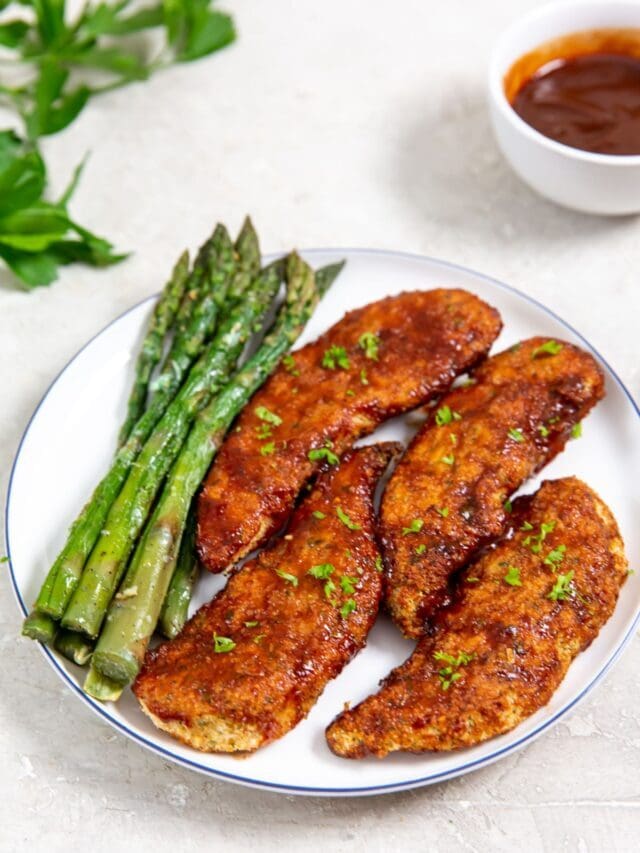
[2,1,639,850]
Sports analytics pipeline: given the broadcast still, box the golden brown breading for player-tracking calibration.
[197,289,502,573]
[381,337,605,638]
[134,443,399,753]
[326,477,627,758]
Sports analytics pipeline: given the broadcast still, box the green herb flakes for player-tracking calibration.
[571,422,583,439]
[308,441,339,465]
[282,354,300,376]
[441,453,455,466]
[340,598,357,618]
[508,428,524,443]
[415,544,427,555]
[336,506,361,530]
[312,510,326,520]
[402,518,424,535]
[340,576,359,595]
[256,406,282,426]
[435,405,462,426]
[504,566,522,587]
[213,634,236,653]
[260,441,276,456]
[435,507,449,518]
[532,340,563,359]
[544,544,566,569]
[308,563,335,579]
[374,555,384,573]
[358,331,380,360]
[322,345,350,370]
[433,650,474,690]
[548,570,575,601]
[275,568,298,587]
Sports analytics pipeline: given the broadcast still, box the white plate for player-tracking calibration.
[6,249,640,796]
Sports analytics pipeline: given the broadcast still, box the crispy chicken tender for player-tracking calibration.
[134,444,399,753]
[381,337,605,638]
[197,289,502,573]
[326,477,627,758]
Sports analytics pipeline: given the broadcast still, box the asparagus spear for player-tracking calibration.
[62,259,285,639]
[83,664,123,702]
[54,629,94,666]
[22,227,237,636]
[92,253,326,686]
[158,508,199,639]
[155,259,345,640]
[21,610,57,644]
[117,251,190,446]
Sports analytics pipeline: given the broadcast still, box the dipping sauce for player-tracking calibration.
[505,29,640,156]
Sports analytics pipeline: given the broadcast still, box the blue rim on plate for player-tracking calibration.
[5,248,640,796]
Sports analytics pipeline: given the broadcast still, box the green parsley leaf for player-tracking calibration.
[532,340,563,359]
[275,568,298,587]
[374,555,384,573]
[360,368,369,385]
[339,598,357,618]
[282,354,300,376]
[466,576,480,583]
[504,566,522,586]
[253,634,266,644]
[402,518,424,535]
[435,507,449,518]
[523,520,556,553]
[256,423,272,439]
[415,544,426,555]
[433,650,474,689]
[0,556,8,564]
[435,405,462,426]
[336,506,361,530]
[213,634,236,653]
[345,389,356,397]
[308,442,339,465]
[548,570,575,601]
[571,422,583,439]
[441,453,455,466]
[520,521,534,531]
[312,510,326,520]
[538,424,550,438]
[322,345,350,370]
[244,620,259,628]
[340,576,359,595]
[508,428,525,443]
[255,406,282,427]
[308,563,335,579]
[358,331,380,360]
[260,441,276,456]
[324,578,337,601]
[544,544,566,569]
[504,499,513,513]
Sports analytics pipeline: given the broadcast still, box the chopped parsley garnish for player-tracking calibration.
[336,506,361,530]
[435,405,462,426]
[571,422,582,439]
[260,441,276,456]
[275,568,299,586]
[548,570,574,601]
[504,499,513,513]
[312,510,326,520]
[538,424,550,438]
[532,340,563,359]
[244,620,259,628]
[256,423,273,439]
[402,518,424,535]
[213,634,236,653]
[433,650,474,690]
[253,634,266,644]
[441,453,455,466]
[415,544,427,555]
[340,598,357,618]
[504,566,522,586]
[282,353,300,376]
[255,406,282,426]
[0,556,8,564]
[360,368,369,385]
[521,521,534,531]
[345,389,356,397]
[544,544,566,569]
[308,440,339,465]
[435,507,449,518]
[358,331,380,361]
[466,576,480,583]
[322,345,350,370]
[374,555,384,573]
[308,563,335,579]
[340,576,359,595]
[324,579,337,601]
[508,428,524,443]
[523,520,556,553]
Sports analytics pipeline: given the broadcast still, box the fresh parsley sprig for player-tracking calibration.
[0,1,236,289]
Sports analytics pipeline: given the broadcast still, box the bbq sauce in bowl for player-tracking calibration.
[505,29,640,155]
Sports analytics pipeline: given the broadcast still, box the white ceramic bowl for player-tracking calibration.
[488,1,640,216]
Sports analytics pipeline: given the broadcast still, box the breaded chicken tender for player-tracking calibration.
[197,289,501,573]
[326,477,627,758]
[381,337,605,638]
[135,444,399,753]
